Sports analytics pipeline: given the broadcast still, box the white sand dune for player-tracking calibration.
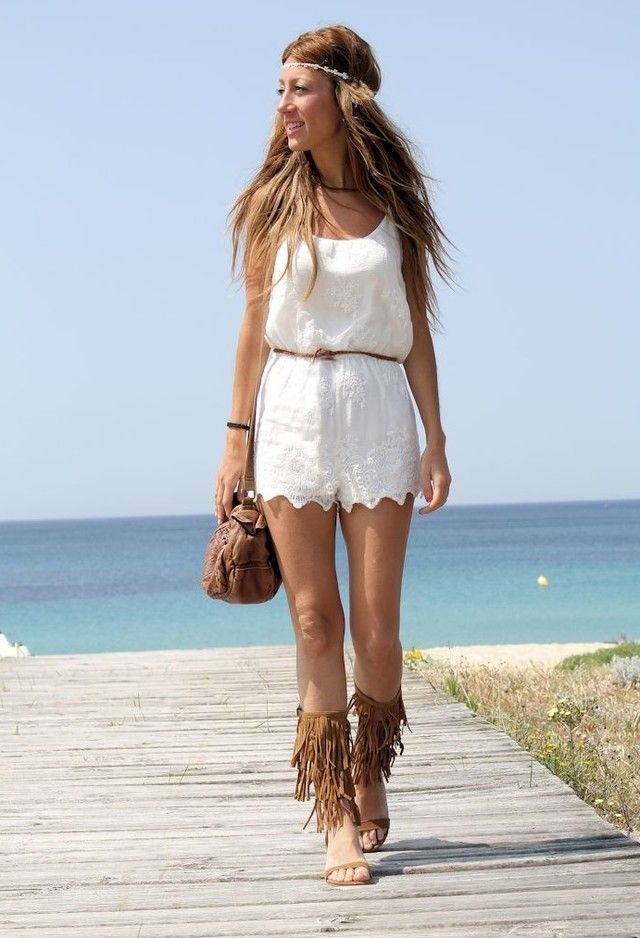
[419,641,620,669]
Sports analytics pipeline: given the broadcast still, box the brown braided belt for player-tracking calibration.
[272,346,400,363]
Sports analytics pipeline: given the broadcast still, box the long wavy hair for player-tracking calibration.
[228,24,457,334]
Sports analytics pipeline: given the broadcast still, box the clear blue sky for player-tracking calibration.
[1,1,638,521]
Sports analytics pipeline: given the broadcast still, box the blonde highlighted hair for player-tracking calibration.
[228,24,456,334]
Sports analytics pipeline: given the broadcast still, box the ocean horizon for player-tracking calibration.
[1,497,638,657]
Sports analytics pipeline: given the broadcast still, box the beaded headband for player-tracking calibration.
[281,61,375,97]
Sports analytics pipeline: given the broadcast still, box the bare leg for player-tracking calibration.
[339,493,414,849]
[259,495,370,884]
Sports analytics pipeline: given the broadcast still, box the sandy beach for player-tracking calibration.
[419,641,619,669]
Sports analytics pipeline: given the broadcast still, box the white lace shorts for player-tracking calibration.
[253,350,423,513]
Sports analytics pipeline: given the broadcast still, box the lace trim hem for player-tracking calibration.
[255,488,422,513]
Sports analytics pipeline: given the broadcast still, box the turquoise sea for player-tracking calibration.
[0,499,638,657]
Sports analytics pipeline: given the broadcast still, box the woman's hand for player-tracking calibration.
[214,434,247,523]
[418,438,452,515]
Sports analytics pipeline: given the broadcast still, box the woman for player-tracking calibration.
[215,24,454,886]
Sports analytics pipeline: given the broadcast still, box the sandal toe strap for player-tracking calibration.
[357,817,390,831]
[324,860,371,878]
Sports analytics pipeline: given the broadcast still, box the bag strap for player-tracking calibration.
[241,377,260,497]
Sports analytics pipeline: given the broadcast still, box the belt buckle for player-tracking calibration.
[311,347,336,361]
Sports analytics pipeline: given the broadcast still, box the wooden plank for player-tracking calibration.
[1,645,640,938]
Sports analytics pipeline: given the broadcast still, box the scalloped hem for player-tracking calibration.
[255,492,337,512]
[339,490,421,513]
[255,489,422,513]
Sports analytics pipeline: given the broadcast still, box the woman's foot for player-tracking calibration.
[324,812,370,884]
[354,778,389,850]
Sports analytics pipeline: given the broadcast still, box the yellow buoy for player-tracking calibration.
[537,575,549,587]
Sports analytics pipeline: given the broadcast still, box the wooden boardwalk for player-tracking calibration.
[1,644,639,938]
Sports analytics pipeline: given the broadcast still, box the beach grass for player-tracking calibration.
[557,641,640,672]
[404,642,640,839]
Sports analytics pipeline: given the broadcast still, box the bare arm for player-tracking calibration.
[215,257,271,522]
[401,255,452,513]
[402,304,446,448]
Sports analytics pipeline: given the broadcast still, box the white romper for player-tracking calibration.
[253,213,423,512]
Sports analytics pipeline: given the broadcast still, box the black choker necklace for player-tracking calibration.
[317,176,358,192]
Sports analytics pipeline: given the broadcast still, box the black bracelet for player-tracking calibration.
[227,421,250,431]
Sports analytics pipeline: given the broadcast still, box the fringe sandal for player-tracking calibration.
[291,704,372,886]
[347,682,411,852]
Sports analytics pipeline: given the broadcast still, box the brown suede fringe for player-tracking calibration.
[290,706,362,834]
[347,683,411,787]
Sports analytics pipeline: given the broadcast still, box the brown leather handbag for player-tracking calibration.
[201,333,282,604]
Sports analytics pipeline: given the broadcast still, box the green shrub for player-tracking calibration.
[557,641,640,672]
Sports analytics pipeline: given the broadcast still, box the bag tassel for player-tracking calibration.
[347,682,411,787]
[290,706,362,834]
